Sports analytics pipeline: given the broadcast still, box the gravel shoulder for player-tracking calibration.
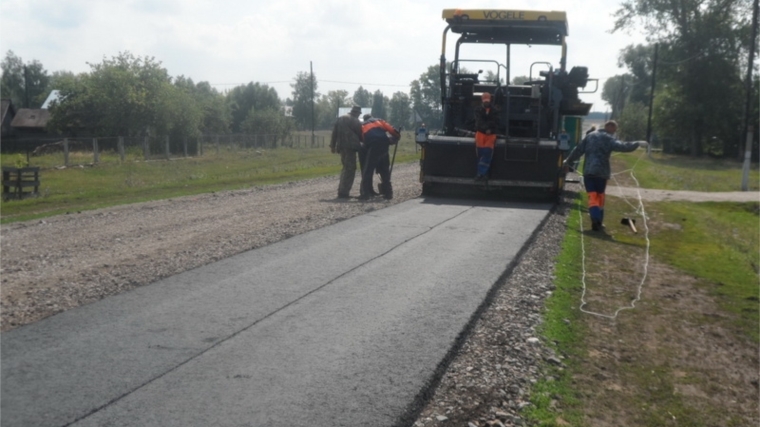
[0,164,423,331]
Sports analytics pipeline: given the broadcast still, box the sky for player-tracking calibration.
[1,0,648,113]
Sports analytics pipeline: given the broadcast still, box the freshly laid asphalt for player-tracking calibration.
[1,197,552,427]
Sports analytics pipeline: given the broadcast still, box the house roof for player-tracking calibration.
[41,90,62,109]
[10,108,51,129]
[1,99,15,123]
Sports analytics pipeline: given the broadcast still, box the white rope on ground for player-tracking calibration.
[577,150,651,320]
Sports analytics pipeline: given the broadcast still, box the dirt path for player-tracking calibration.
[608,185,759,203]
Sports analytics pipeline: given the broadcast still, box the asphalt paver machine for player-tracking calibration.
[418,9,596,200]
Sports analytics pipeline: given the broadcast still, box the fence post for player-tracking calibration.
[143,136,149,160]
[118,136,125,162]
[93,138,100,164]
[165,136,170,160]
[197,136,202,157]
[183,137,188,157]
[215,135,220,154]
[64,138,70,167]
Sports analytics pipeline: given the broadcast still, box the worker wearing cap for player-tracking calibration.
[564,120,645,231]
[330,106,364,199]
[359,114,400,200]
[474,92,500,181]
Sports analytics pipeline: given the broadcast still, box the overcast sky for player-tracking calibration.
[1,0,648,112]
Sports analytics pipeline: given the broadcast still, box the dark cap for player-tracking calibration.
[350,106,362,116]
[363,114,372,121]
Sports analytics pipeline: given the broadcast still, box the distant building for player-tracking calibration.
[1,98,17,138]
[10,108,51,137]
[40,90,62,109]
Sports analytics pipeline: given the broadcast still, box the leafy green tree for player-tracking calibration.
[290,71,318,130]
[614,0,752,157]
[173,76,230,134]
[371,90,386,119]
[195,81,231,134]
[47,70,76,97]
[241,108,294,146]
[352,86,371,107]
[511,75,531,85]
[325,90,349,118]
[410,64,443,129]
[617,101,649,141]
[314,95,334,130]
[388,91,412,129]
[1,51,24,106]
[601,74,632,120]
[160,81,203,142]
[227,82,280,133]
[47,52,176,137]
[1,51,51,108]
[618,45,655,105]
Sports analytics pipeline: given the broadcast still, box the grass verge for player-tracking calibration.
[611,151,759,192]
[0,135,420,224]
[526,174,759,426]
[523,193,587,426]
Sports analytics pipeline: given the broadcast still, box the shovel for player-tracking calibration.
[621,217,638,233]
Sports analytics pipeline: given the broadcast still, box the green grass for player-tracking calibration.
[0,132,421,223]
[611,151,760,192]
[647,201,760,341]
[524,194,588,427]
[527,153,760,426]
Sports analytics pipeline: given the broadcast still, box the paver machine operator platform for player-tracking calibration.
[418,9,597,200]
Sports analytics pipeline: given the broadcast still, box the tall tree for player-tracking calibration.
[601,74,632,120]
[410,64,443,129]
[1,51,51,108]
[194,81,231,134]
[371,90,386,119]
[47,52,177,137]
[511,75,531,85]
[227,82,280,133]
[352,86,371,107]
[325,89,350,119]
[241,108,294,146]
[290,71,318,130]
[614,0,752,156]
[618,45,655,105]
[388,91,412,130]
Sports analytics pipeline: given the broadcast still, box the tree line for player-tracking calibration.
[0,51,439,144]
[601,0,758,158]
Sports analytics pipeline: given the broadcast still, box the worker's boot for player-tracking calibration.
[380,182,393,200]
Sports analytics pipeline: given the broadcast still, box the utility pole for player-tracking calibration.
[645,43,658,157]
[310,61,315,147]
[23,65,30,108]
[741,0,758,191]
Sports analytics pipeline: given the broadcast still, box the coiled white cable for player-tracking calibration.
[577,151,651,319]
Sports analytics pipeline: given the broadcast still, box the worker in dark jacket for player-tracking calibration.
[330,106,364,199]
[474,92,500,181]
[360,114,400,200]
[564,120,646,231]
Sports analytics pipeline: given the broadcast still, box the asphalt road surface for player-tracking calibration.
[1,198,552,427]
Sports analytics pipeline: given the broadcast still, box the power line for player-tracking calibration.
[209,79,410,88]
[321,80,409,88]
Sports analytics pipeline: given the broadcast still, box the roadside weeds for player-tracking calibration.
[527,192,759,427]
